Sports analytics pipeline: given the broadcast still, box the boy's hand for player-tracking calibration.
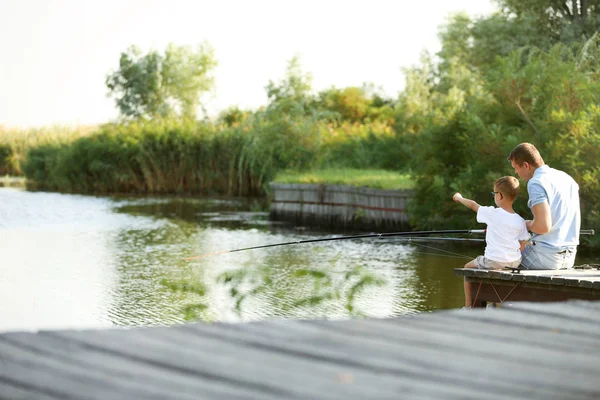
[452,192,463,202]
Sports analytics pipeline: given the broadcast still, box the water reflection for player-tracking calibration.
[12,187,592,332]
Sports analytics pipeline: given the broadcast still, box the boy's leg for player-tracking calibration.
[463,259,477,307]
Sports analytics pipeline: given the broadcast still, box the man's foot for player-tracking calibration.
[460,306,472,310]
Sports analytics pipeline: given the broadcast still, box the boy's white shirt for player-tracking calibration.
[476,206,530,263]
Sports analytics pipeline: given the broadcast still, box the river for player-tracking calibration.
[1,187,594,333]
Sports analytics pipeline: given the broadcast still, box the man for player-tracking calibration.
[507,143,581,269]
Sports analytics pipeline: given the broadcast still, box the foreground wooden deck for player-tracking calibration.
[1,300,600,399]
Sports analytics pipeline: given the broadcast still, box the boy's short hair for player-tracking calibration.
[495,176,520,201]
[507,142,544,167]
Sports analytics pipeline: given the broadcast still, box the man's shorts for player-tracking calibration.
[474,256,521,270]
[520,244,577,270]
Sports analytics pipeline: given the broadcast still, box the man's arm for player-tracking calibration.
[526,201,552,234]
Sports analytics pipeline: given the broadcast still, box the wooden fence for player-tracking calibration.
[269,183,413,231]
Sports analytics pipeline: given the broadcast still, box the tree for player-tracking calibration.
[264,56,313,115]
[494,0,600,41]
[105,43,217,120]
[314,84,395,123]
[216,106,252,126]
[316,86,370,122]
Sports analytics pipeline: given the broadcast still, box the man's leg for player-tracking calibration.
[521,244,567,270]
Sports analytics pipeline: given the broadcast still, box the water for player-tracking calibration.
[1,187,595,333]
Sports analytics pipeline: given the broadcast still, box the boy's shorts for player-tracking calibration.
[474,256,521,270]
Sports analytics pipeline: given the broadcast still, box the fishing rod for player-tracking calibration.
[184,229,595,261]
[183,229,487,260]
[399,236,485,243]
[528,229,595,245]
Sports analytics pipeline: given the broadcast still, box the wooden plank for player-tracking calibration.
[0,338,216,400]
[548,276,567,285]
[564,278,583,287]
[580,280,594,289]
[0,378,62,400]
[570,300,600,311]
[447,305,600,338]
[196,317,599,398]
[180,322,490,399]
[184,320,550,398]
[144,326,391,400]
[46,329,316,400]
[473,270,491,279]
[0,358,160,400]
[467,280,599,304]
[455,268,475,277]
[45,326,493,400]
[488,271,505,280]
[523,274,540,283]
[306,316,600,372]
[300,318,600,398]
[0,333,261,400]
[392,312,600,352]
[504,301,600,324]
[498,271,516,280]
[462,268,600,293]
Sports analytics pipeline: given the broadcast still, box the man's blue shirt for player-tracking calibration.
[527,165,580,248]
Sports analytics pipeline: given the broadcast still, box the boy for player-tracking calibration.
[453,176,529,307]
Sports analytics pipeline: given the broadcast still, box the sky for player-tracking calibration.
[0,0,497,128]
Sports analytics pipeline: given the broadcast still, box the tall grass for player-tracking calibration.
[23,120,268,195]
[0,125,96,176]
[12,115,406,196]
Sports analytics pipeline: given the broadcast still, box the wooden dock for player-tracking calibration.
[455,266,600,308]
[1,300,600,399]
[269,183,412,230]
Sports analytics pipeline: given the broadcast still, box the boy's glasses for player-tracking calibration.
[491,191,503,199]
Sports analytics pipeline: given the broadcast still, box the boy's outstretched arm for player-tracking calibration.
[452,192,480,212]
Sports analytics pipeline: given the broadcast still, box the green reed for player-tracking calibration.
[8,115,407,196]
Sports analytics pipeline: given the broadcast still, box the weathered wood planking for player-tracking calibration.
[455,267,600,288]
[455,267,600,307]
[1,300,600,399]
[269,183,413,230]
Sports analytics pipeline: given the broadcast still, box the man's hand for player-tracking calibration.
[453,192,463,202]
[519,239,532,252]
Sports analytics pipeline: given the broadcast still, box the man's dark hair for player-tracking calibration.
[507,143,544,167]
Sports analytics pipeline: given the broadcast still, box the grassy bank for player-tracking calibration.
[0,125,97,176]
[0,176,26,188]
[274,168,413,190]
[3,117,409,196]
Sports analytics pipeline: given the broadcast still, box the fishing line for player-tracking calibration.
[404,251,473,260]
[406,241,475,260]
